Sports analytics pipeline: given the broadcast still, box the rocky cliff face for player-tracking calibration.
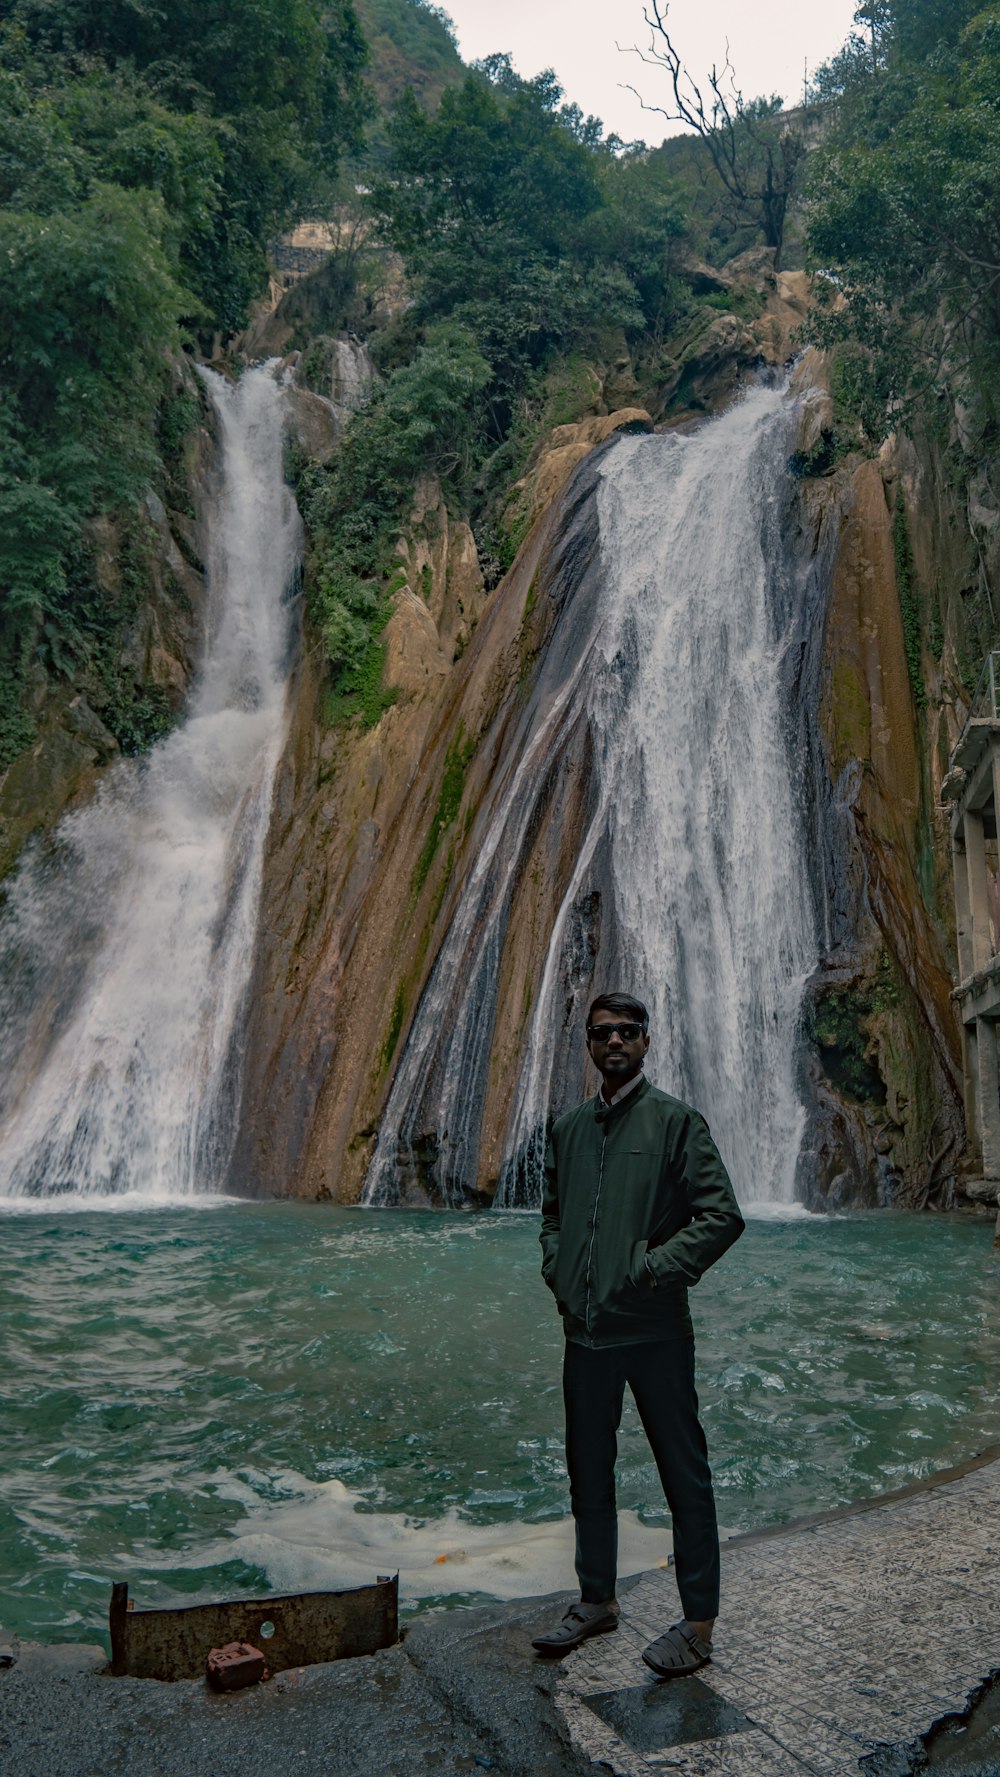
[796,408,966,1208]
[228,402,650,1201]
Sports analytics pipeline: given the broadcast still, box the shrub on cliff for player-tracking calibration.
[296,322,490,724]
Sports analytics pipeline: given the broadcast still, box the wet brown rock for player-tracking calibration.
[383,589,448,693]
[286,385,340,464]
[790,351,834,460]
[810,451,964,1204]
[824,460,920,809]
[755,268,812,365]
[241,321,971,1207]
[508,409,653,543]
[232,445,601,1201]
[393,479,485,663]
[678,256,732,296]
[724,245,779,291]
[0,711,110,879]
[643,297,767,423]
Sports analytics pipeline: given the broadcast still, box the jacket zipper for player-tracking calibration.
[584,1130,607,1336]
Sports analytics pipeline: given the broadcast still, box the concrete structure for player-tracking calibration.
[943,651,1000,1230]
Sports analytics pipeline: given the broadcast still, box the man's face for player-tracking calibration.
[586,1011,650,1092]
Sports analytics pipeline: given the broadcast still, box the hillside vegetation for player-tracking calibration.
[354,0,462,118]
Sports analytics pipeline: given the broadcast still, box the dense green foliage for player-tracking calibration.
[808,0,1000,452]
[369,62,644,412]
[0,0,369,769]
[1,0,370,329]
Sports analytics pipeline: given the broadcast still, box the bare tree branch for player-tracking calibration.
[618,0,806,260]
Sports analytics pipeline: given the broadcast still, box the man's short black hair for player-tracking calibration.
[587,992,649,1031]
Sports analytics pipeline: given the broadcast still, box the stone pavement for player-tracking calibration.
[553,1451,1000,1776]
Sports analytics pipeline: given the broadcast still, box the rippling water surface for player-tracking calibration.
[2,1205,998,1644]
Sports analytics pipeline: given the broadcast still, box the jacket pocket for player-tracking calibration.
[627,1238,649,1290]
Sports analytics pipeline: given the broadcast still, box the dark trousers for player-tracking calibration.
[563,1338,720,1620]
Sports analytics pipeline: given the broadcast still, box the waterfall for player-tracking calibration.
[501,384,818,1205]
[366,381,819,1210]
[0,363,301,1203]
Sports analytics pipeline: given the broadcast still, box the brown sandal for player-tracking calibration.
[641,1621,713,1678]
[532,1602,620,1656]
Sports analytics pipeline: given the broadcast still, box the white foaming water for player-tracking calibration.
[0,364,301,1202]
[170,1473,677,1604]
[741,1200,819,1221]
[503,386,818,1204]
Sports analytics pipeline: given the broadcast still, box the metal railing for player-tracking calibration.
[967,652,1000,724]
[951,652,1000,770]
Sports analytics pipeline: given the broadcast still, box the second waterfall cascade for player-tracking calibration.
[365,383,819,1210]
[0,364,301,1202]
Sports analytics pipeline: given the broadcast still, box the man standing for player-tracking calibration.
[532,992,745,1677]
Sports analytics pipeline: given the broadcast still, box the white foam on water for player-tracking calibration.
[741,1200,822,1222]
[175,1475,677,1603]
[0,1190,244,1216]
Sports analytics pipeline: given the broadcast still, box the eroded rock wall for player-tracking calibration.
[1,261,973,1209]
[799,438,965,1207]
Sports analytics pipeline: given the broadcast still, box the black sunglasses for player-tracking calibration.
[586,1021,646,1043]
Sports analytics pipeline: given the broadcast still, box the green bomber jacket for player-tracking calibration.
[540,1075,745,1346]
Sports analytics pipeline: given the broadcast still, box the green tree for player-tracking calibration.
[371,66,605,308]
[808,5,1000,445]
[894,0,982,61]
[355,0,462,118]
[369,59,643,431]
[587,151,688,335]
[0,67,80,211]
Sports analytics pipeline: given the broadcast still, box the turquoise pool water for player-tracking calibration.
[2,1204,998,1645]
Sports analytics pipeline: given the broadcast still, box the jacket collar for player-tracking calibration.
[594,1072,650,1125]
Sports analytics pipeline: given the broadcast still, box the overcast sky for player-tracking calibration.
[439,0,859,142]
